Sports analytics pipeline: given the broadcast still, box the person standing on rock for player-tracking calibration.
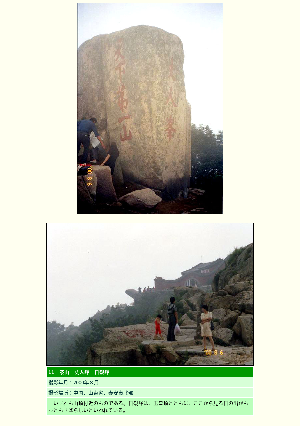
[200,305,215,352]
[77,118,106,164]
[167,297,178,341]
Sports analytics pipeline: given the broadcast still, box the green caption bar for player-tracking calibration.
[47,398,253,415]
[47,367,253,377]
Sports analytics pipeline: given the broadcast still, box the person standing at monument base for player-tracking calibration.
[77,118,106,163]
[99,142,119,174]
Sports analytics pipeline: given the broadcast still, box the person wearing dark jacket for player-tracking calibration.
[167,297,178,341]
[100,142,119,174]
[77,118,106,163]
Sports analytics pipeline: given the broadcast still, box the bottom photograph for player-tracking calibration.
[47,223,253,367]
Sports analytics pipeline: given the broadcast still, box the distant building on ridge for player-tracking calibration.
[154,258,225,292]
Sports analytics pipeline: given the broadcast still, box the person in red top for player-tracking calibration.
[154,315,162,339]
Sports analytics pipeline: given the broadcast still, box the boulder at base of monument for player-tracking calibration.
[92,165,118,203]
[119,188,162,209]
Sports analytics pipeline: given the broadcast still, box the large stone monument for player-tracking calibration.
[78,25,191,199]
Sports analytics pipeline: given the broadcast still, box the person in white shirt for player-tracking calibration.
[200,304,215,352]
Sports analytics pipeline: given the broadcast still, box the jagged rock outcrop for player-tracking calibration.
[194,281,253,346]
[212,327,234,346]
[119,188,162,209]
[180,243,254,347]
[78,25,191,199]
[125,289,142,302]
[213,244,253,291]
[220,310,239,328]
[180,313,197,327]
[224,281,252,296]
[233,314,253,346]
[230,290,253,314]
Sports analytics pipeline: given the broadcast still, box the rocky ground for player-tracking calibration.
[78,175,222,214]
[184,346,253,365]
[87,320,253,366]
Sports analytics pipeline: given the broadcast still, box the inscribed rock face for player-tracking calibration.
[78,25,191,198]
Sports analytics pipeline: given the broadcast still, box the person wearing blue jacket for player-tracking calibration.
[77,118,106,163]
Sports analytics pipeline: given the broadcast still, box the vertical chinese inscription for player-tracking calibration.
[115,38,132,141]
[166,116,176,141]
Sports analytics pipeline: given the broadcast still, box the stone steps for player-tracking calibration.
[141,339,195,348]
[180,326,197,329]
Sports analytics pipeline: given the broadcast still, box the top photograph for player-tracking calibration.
[77,3,223,214]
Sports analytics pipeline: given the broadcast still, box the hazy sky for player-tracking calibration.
[78,3,223,133]
[47,223,252,326]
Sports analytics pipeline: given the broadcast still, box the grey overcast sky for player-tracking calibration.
[78,3,223,133]
[47,223,252,327]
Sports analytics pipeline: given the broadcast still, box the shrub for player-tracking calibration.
[213,271,221,291]
[175,301,186,316]
[226,247,244,267]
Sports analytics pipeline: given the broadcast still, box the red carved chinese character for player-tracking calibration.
[116,84,128,112]
[115,43,124,62]
[120,124,132,141]
[169,58,175,81]
[166,116,176,141]
[166,87,177,107]
[118,115,131,123]
[115,61,125,81]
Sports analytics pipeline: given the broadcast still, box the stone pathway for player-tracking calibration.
[180,325,197,329]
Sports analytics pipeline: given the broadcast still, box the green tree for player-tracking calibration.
[47,320,65,337]
[57,317,107,365]
[191,124,223,187]
[190,124,223,214]
[216,131,223,146]
[47,321,66,365]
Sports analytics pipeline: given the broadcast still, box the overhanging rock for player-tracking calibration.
[78,25,191,199]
